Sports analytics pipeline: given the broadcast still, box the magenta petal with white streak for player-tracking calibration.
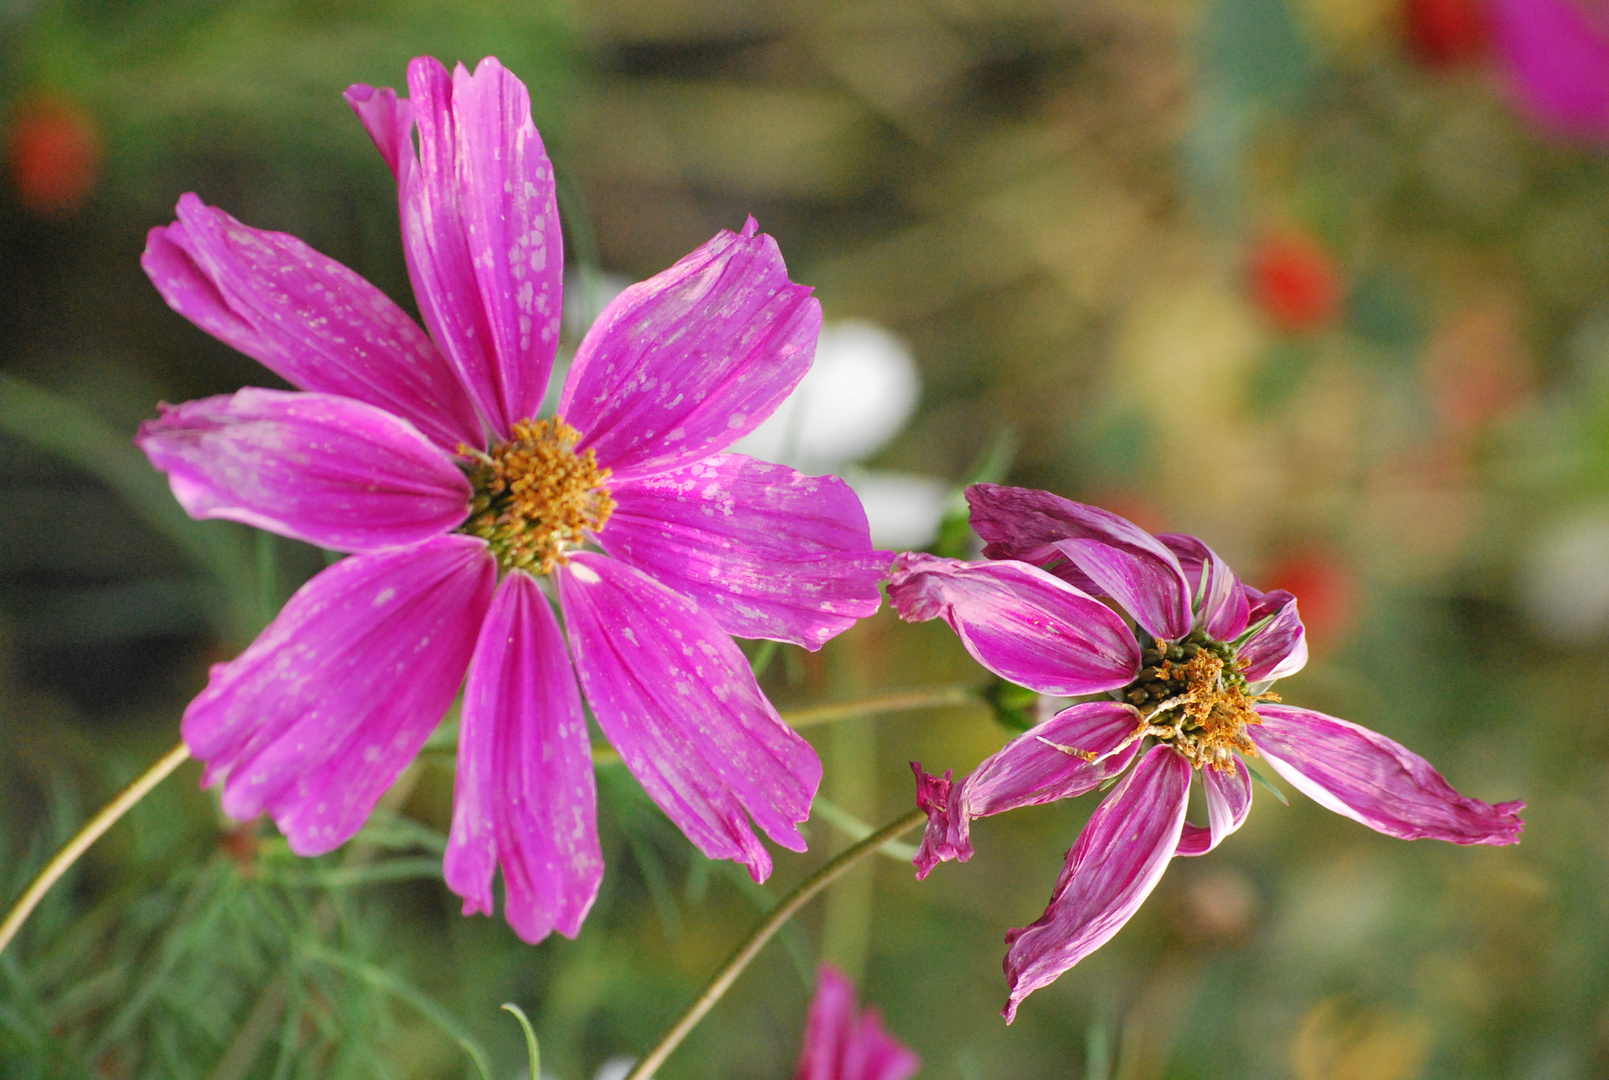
[1175,758,1252,857]
[559,221,820,482]
[1053,536,1192,642]
[402,57,563,435]
[1003,745,1190,1022]
[886,553,1140,696]
[795,964,921,1080]
[911,702,1142,878]
[183,535,495,856]
[1157,532,1250,641]
[446,572,601,943]
[142,195,481,452]
[136,389,470,553]
[1250,705,1524,845]
[559,553,820,882]
[601,454,888,650]
[1238,591,1308,683]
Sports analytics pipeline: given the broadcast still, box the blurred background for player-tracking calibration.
[0,0,1604,1076]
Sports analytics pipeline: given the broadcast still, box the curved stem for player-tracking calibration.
[623,805,926,1080]
[0,740,191,957]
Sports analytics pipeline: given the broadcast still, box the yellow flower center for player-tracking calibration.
[1122,632,1278,771]
[458,418,615,575]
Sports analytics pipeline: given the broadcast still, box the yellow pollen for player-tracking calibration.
[458,418,615,575]
[1134,650,1279,771]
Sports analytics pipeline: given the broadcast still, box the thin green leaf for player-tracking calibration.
[501,1003,542,1080]
[1246,760,1290,806]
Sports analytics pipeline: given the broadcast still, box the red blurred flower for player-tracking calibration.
[1262,547,1357,650]
[1405,0,1491,67]
[7,97,101,215]
[1248,230,1344,332]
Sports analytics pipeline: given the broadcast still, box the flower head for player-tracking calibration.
[795,965,920,1080]
[136,55,889,944]
[888,483,1524,1021]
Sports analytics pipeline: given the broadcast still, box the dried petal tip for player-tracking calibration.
[910,762,962,879]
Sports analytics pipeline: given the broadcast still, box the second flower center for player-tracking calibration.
[459,418,615,575]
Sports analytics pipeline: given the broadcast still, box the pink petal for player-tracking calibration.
[558,220,821,482]
[142,194,481,452]
[1157,532,1250,641]
[1002,745,1190,1023]
[911,701,1142,878]
[135,389,471,553]
[1492,0,1609,142]
[1237,589,1308,683]
[344,83,414,181]
[965,484,1192,641]
[1175,758,1252,857]
[885,553,1140,696]
[1250,705,1524,845]
[401,57,564,436]
[599,454,888,650]
[558,553,820,881]
[795,964,921,1080]
[183,535,495,856]
[445,572,602,943]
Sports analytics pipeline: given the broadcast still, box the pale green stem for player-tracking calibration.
[621,806,926,1080]
[0,741,192,957]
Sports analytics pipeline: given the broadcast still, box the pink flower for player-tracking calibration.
[888,484,1523,1022]
[136,56,889,944]
[795,966,919,1080]
[1491,0,1609,142]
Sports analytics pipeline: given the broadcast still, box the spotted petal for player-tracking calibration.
[558,553,819,882]
[184,535,495,856]
[399,56,563,437]
[1003,745,1190,1022]
[136,389,471,553]
[600,454,888,650]
[1250,705,1524,845]
[559,220,820,482]
[142,194,481,452]
[886,553,1140,696]
[446,571,602,944]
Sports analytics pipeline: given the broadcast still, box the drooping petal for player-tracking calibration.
[1003,745,1190,1023]
[599,454,888,650]
[966,484,1192,641]
[1250,705,1525,845]
[910,702,1142,878]
[446,571,602,944]
[886,553,1140,696]
[558,553,820,881]
[1237,589,1308,683]
[1175,758,1252,857]
[142,194,481,451]
[401,57,564,436]
[136,389,471,553]
[558,220,821,482]
[1157,532,1251,641]
[183,535,495,855]
[795,964,921,1080]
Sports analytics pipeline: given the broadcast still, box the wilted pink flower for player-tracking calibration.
[890,484,1523,1022]
[136,56,888,944]
[1491,0,1609,142]
[795,965,920,1080]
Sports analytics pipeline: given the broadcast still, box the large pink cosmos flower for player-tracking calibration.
[794,965,920,1080]
[889,484,1523,1022]
[135,55,889,945]
[1491,0,1609,142]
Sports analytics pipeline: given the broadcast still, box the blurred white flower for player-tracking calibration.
[593,1056,639,1080]
[1520,507,1609,643]
[733,319,947,549]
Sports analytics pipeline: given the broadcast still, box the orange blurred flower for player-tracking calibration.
[1405,0,1491,67]
[1249,230,1344,333]
[7,97,101,215]
[1263,546,1357,650]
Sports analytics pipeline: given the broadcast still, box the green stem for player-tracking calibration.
[621,806,927,1080]
[0,741,192,957]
